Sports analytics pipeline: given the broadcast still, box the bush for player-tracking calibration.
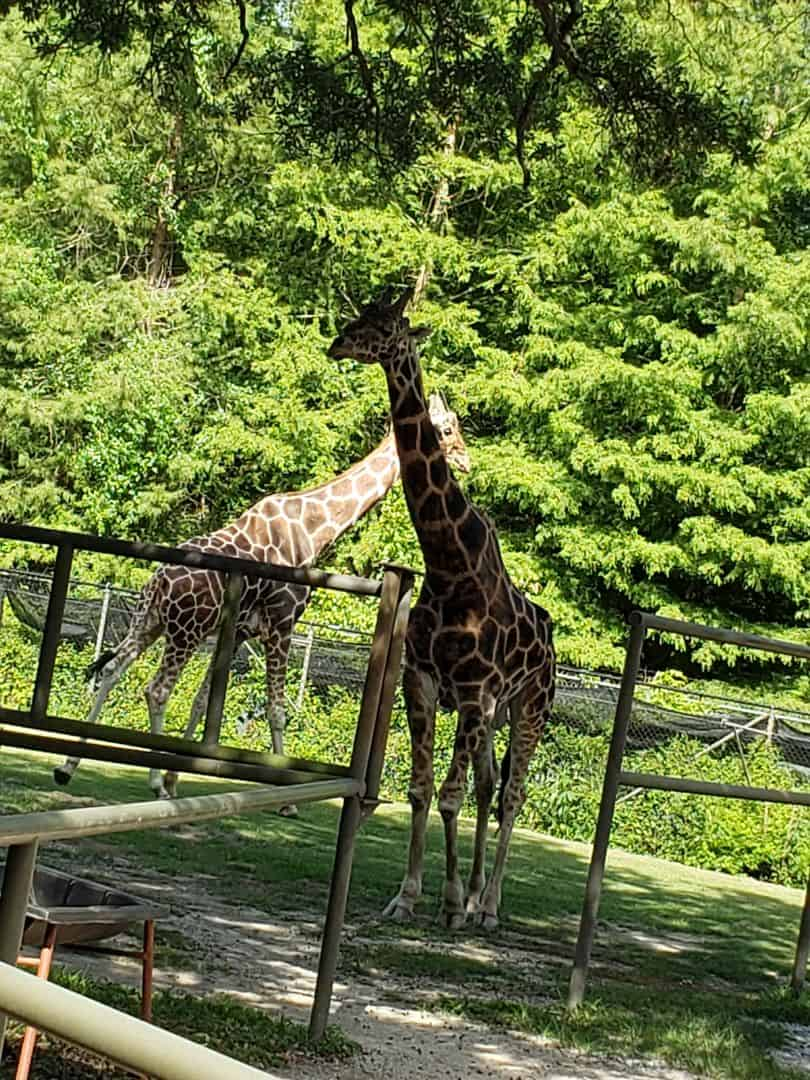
[2,614,808,888]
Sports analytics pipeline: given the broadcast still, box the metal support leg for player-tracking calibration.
[791,872,810,996]
[362,572,413,820]
[308,793,362,1040]
[0,841,39,1057]
[568,623,645,1009]
[141,920,155,1022]
[31,544,74,724]
[309,567,404,1040]
[15,923,57,1080]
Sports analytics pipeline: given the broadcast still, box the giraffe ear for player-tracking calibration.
[392,286,414,317]
[409,324,431,342]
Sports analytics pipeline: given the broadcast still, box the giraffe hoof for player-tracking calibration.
[53,767,72,787]
[278,804,298,818]
[382,897,413,923]
[474,911,499,932]
[441,910,467,931]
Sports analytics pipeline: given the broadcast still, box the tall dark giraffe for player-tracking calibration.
[329,287,555,929]
[55,415,470,801]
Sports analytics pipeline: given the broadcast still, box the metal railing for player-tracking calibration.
[568,612,810,1008]
[0,522,415,1072]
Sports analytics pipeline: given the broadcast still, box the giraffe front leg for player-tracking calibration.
[383,667,437,923]
[465,738,497,916]
[438,705,489,930]
[476,690,550,931]
[264,636,297,817]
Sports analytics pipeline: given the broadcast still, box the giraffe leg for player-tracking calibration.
[383,666,438,922]
[54,633,153,786]
[476,677,553,931]
[438,702,492,930]
[145,644,195,799]
[263,632,298,816]
[465,735,498,916]
[163,655,214,799]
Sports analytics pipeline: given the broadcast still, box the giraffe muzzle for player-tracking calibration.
[328,336,350,358]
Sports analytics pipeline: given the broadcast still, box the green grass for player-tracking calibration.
[2,968,355,1079]
[2,748,810,1079]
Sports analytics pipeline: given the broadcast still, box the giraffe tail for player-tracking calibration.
[496,741,512,827]
[85,648,118,682]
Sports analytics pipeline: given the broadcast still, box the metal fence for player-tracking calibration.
[2,566,809,771]
[568,612,810,1009]
[0,523,415,1072]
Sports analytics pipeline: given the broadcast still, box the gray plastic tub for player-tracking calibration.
[0,863,167,947]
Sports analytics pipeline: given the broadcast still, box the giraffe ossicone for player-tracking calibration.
[54,412,469,802]
[330,287,556,930]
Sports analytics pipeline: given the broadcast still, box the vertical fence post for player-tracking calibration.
[0,840,39,1057]
[296,626,315,712]
[94,583,112,664]
[791,872,810,996]
[309,567,402,1041]
[30,544,74,725]
[204,572,242,746]
[568,618,645,1009]
[362,567,414,818]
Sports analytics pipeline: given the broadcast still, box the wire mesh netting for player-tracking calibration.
[3,566,809,785]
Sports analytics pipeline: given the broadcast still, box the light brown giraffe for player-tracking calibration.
[329,287,555,929]
[54,416,470,801]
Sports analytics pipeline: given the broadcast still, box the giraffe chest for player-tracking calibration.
[406,587,552,709]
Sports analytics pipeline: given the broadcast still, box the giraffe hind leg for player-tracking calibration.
[54,632,154,786]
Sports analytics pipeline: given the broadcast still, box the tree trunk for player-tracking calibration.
[146,112,184,288]
[412,119,456,307]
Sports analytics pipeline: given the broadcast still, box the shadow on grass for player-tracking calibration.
[2,749,809,1080]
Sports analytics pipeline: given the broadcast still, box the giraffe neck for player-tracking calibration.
[384,343,479,574]
[248,431,402,562]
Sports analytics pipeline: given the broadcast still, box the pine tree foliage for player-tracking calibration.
[0,2,808,701]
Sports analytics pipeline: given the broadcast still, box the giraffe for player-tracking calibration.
[54,415,470,802]
[329,287,555,929]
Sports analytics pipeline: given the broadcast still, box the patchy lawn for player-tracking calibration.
[1,749,809,1079]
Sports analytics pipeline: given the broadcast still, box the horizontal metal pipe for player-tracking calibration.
[619,770,810,806]
[0,778,360,846]
[629,612,810,661]
[0,961,276,1080]
[0,730,346,787]
[0,522,381,597]
[0,707,352,776]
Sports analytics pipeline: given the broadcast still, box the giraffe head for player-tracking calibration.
[330,287,470,474]
[328,286,428,368]
[428,392,471,474]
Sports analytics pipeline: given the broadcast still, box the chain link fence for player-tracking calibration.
[2,566,810,778]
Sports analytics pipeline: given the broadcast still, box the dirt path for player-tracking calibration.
[29,844,700,1080]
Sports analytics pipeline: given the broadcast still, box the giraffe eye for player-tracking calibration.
[443,427,452,435]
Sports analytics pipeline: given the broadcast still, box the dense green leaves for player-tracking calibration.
[0,2,808,702]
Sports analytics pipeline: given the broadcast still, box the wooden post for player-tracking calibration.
[568,621,645,1009]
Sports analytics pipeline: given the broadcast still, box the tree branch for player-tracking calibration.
[223,0,249,84]
[344,0,381,155]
